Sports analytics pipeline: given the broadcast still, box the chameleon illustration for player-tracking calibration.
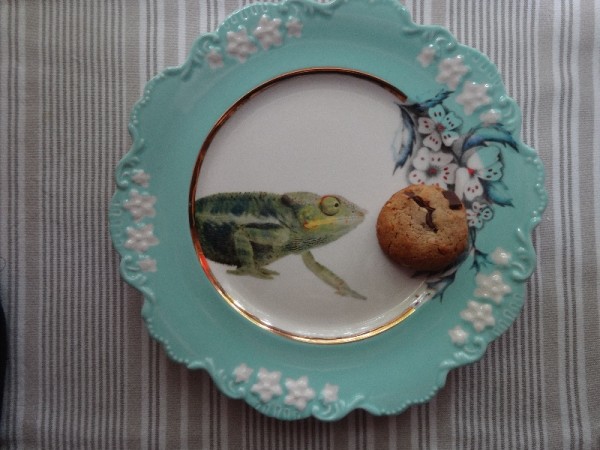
[194,191,367,300]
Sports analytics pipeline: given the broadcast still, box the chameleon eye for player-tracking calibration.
[320,196,341,216]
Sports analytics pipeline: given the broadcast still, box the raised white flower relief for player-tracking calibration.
[206,48,224,69]
[124,224,159,253]
[490,247,512,266]
[123,189,156,221]
[456,81,491,115]
[131,170,150,187]
[251,368,283,402]
[480,109,502,125]
[226,28,257,63]
[284,376,316,411]
[417,45,436,68]
[436,56,469,89]
[474,271,511,304]
[137,257,157,272]
[460,300,495,332]
[231,363,339,410]
[233,363,253,383]
[253,15,282,50]
[286,17,303,38]
[449,325,469,346]
[320,383,339,404]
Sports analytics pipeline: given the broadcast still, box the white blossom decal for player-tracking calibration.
[320,383,339,404]
[418,104,463,150]
[490,247,512,266]
[226,28,257,63]
[286,17,303,38]
[124,224,159,253]
[233,363,253,383]
[284,376,315,411]
[466,201,493,229]
[460,300,495,332]
[474,271,511,304]
[138,257,157,272]
[455,145,503,201]
[436,56,469,89]
[131,170,150,187]
[123,189,156,221]
[206,48,224,69]
[253,15,282,50]
[449,325,469,345]
[417,45,436,68]
[251,368,282,402]
[456,81,491,115]
[408,147,458,189]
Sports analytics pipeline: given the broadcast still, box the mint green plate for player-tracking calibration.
[109,0,546,420]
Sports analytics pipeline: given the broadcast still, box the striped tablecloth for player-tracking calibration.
[1,0,599,448]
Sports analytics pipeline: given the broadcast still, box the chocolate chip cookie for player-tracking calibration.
[376,184,468,272]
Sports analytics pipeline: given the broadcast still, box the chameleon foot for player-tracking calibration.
[301,251,367,300]
[227,266,279,279]
[335,284,367,300]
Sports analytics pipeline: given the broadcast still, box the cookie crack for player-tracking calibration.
[405,192,438,233]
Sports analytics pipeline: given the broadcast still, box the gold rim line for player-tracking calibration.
[189,67,413,345]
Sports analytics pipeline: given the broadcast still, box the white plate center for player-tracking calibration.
[193,71,428,342]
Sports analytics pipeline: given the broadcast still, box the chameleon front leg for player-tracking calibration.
[301,251,366,300]
[227,228,279,279]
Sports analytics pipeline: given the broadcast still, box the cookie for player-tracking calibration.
[376,184,468,272]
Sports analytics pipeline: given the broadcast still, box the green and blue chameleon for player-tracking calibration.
[194,191,366,300]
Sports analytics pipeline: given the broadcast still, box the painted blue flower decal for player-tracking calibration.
[390,71,518,297]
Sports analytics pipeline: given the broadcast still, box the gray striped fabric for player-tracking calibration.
[1,0,599,448]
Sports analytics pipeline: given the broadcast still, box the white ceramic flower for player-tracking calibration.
[408,147,458,189]
[475,271,511,304]
[123,189,156,221]
[417,104,463,150]
[286,17,303,38]
[454,146,503,201]
[284,376,315,411]
[320,383,339,404]
[226,28,257,62]
[480,109,502,125]
[131,170,150,187]
[460,300,495,332]
[206,48,224,69]
[436,56,469,89]
[253,15,282,50]
[124,224,159,253]
[137,257,157,272]
[449,325,469,345]
[466,201,493,229]
[456,81,491,115]
[417,45,436,68]
[490,247,511,266]
[233,363,253,383]
[251,368,282,402]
